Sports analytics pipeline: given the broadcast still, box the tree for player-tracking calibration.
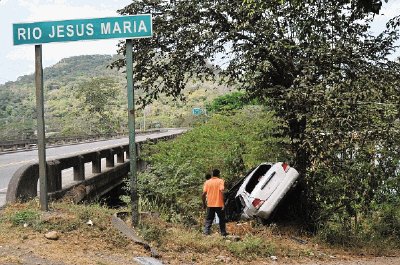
[114,1,400,226]
[75,77,124,134]
[245,0,387,14]
[206,91,254,113]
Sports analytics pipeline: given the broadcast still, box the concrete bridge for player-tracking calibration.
[1,128,186,207]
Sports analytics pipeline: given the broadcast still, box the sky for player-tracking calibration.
[0,0,399,85]
[0,0,132,84]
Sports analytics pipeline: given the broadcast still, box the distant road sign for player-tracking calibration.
[13,14,152,45]
[192,108,202,116]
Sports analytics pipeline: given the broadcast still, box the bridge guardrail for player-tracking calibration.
[0,129,161,153]
[6,133,180,204]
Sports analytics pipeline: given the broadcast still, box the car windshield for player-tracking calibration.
[245,164,271,193]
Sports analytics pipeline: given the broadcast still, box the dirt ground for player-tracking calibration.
[286,257,400,265]
[0,227,399,265]
[0,230,148,265]
[0,240,399,265]
[0,203,398,265]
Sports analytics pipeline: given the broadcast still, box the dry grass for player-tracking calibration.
[0,201,399,265]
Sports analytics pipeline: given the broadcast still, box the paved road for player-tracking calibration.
[0,128,186,207]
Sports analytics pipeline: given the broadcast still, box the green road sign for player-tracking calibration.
[192,108,202,115]
[13,14,152,45]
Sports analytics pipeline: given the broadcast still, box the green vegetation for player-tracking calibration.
[134,106,287,223]
[115,0,400,249]
[206,91,253,113]
[1,0,399,254]
[0,55,126,139]
[227,235,275,259]
[0,54,231,140]
[8,209,40,226]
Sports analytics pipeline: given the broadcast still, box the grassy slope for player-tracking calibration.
[0,201,398,265]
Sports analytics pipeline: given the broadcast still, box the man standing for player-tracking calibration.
[202,169,228,236]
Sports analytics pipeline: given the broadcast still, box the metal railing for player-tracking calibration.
[6,133,179,204]
[0,129,160,153]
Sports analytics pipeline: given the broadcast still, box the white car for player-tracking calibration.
[233,162,300,220]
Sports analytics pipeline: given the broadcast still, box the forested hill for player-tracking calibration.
[0,54,230,140]
[1,54,124,89]
[0,54,128,139]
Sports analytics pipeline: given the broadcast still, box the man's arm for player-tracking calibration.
[202,192,207,209]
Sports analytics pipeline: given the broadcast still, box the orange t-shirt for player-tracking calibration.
[203,177,225,207]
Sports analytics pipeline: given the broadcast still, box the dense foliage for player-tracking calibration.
[206,91,255,113]
[138,106,287,223]
[116,0,400,235]
[0,55,126,139]
[0,55,231,139]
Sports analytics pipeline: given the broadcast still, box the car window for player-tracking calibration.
[245,164,271,193]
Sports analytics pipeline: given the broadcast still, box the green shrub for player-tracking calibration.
[138,222,167,246]
[372,203,400,240]
[227,235,275,259]
[135,107,287,223]
[317,203,400,251]
[318,220,357,247]
[9,210,40,226]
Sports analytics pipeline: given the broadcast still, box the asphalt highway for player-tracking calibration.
[0,128,186,207]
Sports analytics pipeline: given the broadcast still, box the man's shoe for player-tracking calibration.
[221,232,229,237]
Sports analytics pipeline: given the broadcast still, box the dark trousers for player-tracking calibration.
[204,207,227,235]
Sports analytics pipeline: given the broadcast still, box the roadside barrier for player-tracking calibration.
[0,129,160,154]
[6,133,179,204]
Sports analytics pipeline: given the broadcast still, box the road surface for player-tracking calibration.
[0,128,186,207]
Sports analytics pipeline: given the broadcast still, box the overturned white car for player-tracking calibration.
[225,162,300,221]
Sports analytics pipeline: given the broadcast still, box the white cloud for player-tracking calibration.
[42,40,121,61]
[370,1,400,33]
[6,46,32,61]
[17,0,122,22]
[0,0,10,6]
[7,38,121,67]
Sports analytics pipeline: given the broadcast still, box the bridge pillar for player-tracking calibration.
[92,151,101,174]
[116,146,124,163]
[73,155,85,181]
[106,149,115,168]
[47,160,61,192]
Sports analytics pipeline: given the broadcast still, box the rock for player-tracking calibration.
[270,255,278,261]
[134,257,164,265]
[226,235,240,241]
[44,231,59,240]
[216,255,229,262]
[86,219,93,226]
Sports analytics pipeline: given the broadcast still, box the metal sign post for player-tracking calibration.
[126,39,138,226]
[35,44,48,211]
[13,15,152,213]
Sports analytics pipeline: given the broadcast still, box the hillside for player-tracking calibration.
[0,55,125,139]
[0,54,231,140]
